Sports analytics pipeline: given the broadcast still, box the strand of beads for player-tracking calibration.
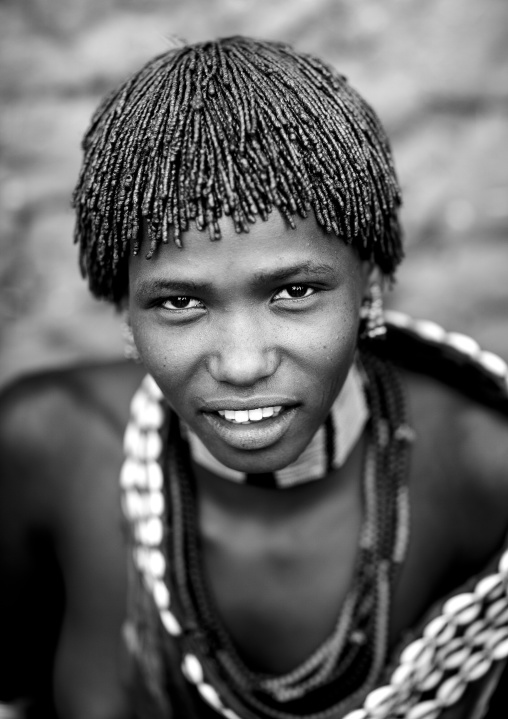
[120,375,182,639]
[385,311,508,385]
[343,548,508,719]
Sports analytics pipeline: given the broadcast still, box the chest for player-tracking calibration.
[196,450,477,676]
[200,475,362,673]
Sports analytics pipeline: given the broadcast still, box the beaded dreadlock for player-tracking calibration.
[73,36,403,304]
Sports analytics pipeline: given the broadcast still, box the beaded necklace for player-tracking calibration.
[121,314,508,719]
[121,351,413,718]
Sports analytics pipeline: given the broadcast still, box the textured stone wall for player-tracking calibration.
[1,0,507,384]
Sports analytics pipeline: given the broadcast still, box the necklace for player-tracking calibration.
[121,315,508,719]
[121,352,413,718]
[181,361,369,488]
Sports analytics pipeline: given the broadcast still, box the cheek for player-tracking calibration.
[298,295,360,368]
[129,317,200,402]
[294,295,360,408]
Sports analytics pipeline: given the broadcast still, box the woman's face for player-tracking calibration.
[128,212,369,474]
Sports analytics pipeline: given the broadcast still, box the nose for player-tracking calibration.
[207,312,279,387]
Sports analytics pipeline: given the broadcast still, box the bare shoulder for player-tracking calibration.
[404,367,508,563]
[0,360,145,474]
[0,358,146,544]
[0,357,146,548]
[0,359,146,445]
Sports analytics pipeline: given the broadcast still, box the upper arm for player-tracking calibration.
[0,371,133,718]
[458,402,508,555]
[0,378,66,710]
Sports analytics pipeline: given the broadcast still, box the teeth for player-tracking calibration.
[217,406,285,423]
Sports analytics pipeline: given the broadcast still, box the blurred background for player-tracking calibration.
[0,0,507,386]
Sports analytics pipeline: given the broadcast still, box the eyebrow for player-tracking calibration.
[134,261,337,297]
[252,261,336,284]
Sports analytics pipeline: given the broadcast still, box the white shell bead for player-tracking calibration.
[147,461,164,490]
[400,638,428,666]
[120,458,142,488]
[145,431,163,460]
[148,549,166,577]
[407,700,440,719]
[384,310,412,328]
[198,683,222,710]
[441,645,471,671]
[148,490,165,516]
[364,685,395,711]
[461,651,491,682]
[390,661,414,688]
[135,464,149,489]
[124,424,142,457]
[139,402,165,429]
[412,644,435,674]
[486,626,508,652]
[130,391,149,420]
[486,598,507,622]
[341,710,368,719]
[160,609,182,636]
[419,668,443,692]
[221,709,243,719]
[153,580,170,609]
[436,674,466,706]
[475,573,504,601]
[143,374,164,400]
[182,653,203,684]
[492,636,508,660]
[445,332,480,358]
[143,493,155,517]
[125,490,142,519]
[423,614,455,645]
[498,549,508,576]
[443,592,480,624]
[479,351,508,379]
[412,320,447,343]
[465,618,488,641]
[142,517,163,545]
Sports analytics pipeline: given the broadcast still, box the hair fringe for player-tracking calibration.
[73,36,403,303]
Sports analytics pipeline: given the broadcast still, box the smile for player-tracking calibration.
[202,405,298,451]
[217,406,283,423]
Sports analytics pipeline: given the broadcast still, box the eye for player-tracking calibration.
[273,284,316,301]
[160,296,204,311]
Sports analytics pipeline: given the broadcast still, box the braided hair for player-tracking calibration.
[73,35,403,304]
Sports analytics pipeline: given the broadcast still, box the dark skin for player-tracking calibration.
[1,213,508,719]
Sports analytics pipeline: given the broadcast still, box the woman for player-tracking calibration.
[1,36,508,719]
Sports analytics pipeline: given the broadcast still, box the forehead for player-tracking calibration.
[129,212,361,288]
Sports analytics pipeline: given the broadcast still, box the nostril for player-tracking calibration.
[207,347,279,386]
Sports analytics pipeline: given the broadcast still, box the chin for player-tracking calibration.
[204,430,311,475]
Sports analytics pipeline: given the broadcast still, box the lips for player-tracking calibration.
[202,405,299,451]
